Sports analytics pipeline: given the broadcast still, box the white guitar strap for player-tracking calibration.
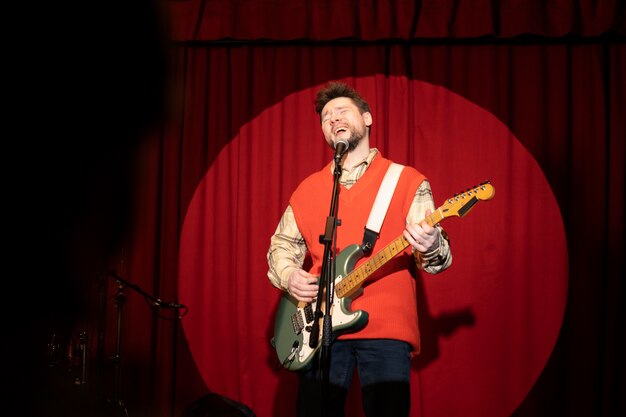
[361,162,404,253]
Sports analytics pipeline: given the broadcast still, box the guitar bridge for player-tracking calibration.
[291,311,304,335]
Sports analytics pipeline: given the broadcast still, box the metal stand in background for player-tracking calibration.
[109,280,129,417]
[67,330,88,385]
[105,269,187,417]
[46,329,88,386]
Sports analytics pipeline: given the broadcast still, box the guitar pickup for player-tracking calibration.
[291,311,304,335]
[303,304,315,323]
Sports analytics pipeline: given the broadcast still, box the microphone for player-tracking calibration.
[334,139,348,160]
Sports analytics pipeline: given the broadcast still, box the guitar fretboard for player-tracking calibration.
[334,211,441,298]
[333,182,493,299]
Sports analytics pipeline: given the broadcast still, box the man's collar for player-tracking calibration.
[331,148,379,172]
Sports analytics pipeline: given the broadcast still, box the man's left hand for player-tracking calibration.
[403,209,440,254]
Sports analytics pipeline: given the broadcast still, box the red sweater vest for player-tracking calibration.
[290,155,426,353]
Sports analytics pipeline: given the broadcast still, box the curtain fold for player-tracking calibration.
[169,0,625,41]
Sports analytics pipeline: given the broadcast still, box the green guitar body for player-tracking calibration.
[272,243,368,372]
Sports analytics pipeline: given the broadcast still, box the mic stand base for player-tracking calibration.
[105,398,129,417]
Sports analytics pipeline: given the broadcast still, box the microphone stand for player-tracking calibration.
[310,151,344,415]
[106,269,185,417]
[110,279,129,417]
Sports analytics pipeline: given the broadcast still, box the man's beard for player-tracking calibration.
[347,128,366,151]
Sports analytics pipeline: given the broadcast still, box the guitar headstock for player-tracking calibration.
[458,181,495,202]
[437,181,495,221]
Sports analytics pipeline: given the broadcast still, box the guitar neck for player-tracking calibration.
[334,210,442,298]
[333,181,494,299]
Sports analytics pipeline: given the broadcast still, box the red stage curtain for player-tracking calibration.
[86,2,624,417]
[169,0,624,40]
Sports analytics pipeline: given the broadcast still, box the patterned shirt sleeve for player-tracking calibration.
[407,180,453,274]
[267,205,307,291]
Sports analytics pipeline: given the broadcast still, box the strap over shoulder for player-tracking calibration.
[361,163,404,253]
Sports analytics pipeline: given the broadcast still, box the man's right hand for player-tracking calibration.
[287,269,319,302]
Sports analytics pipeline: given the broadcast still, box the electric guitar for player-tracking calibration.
[272,181,495,371]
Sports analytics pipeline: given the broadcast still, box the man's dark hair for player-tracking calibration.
[314,81,371,117]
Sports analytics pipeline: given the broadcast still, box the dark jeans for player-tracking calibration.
[297,339,411,417]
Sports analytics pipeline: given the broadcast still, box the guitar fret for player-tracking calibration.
[336,236,410,297]
[352,271,361,285]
